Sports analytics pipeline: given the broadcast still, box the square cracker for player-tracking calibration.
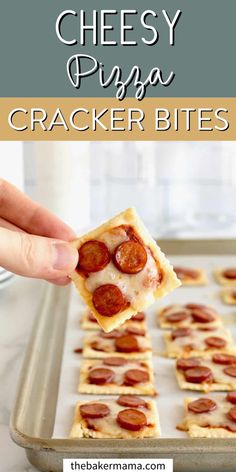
[81,309,147,332]
[83,331,152,360]
[78,359,156,396]
[176,364,236,393]
[70,208,180,332]
[70,398,160,439]
[214,269,236,286]
[157,305,222,330]
[220,288,236,305]
[178,397,236,438]
[175,269,208,286]
[164,329,235,359]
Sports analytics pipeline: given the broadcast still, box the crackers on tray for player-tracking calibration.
[173,266,208,286]
[215,268,236,286]
[178,395,236,438]
[157,303,222,330]
[70,396,160,439]
[81,309,147,331]
[78,358,156,396]
[83,329,152,359]
[175,354,236,392]
[70,208,180,332]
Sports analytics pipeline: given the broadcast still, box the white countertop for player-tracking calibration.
[0,276,43,472]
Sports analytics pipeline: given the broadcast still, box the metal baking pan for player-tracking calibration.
[10,240,236,472]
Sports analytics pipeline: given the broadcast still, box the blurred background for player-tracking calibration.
[1,141,236,240]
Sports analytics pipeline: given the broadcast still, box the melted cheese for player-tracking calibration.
[184,396,236,432]
[85,227,159,310]
[84,360,151,386]
[86,332,152,353]
[81,399,155,437]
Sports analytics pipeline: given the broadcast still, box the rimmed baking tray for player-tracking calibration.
[10,240,236,472]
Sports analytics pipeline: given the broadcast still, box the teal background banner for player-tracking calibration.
[0,0,235,98]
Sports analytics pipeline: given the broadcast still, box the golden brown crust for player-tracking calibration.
[70,208,181,332]
[175,369,236,393]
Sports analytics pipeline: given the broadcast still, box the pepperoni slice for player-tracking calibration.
[132,312,145,322]
[78,240,110,273]
[88,368,115,385]
[114,241,147,274]
[191,309,215,324]
[103,357,127,366]
[115,334,139,353]
[88,311,97,323]
[171,327,191,340]
[166,311,190,323]
[174,267,199,280]
[92,284,127,317]
[226,392,236,405]
[117,395,146,408]
[223,269,236,279]
[184,366,213,384]
[188,398,217,414]
[91,341,104,352]
[80,403,110,418]
[176,358,201,371]
[205,336,227,349]
[101,330,122,339]
[117,409,147,431]
[124,369,149,385]
[223,366,236,378]
[212,353,236,365]
[125,327,146,337]
[185,303,206,310]
[228,406,236,423]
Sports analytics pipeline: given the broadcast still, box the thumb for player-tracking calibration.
[0,227,78,280]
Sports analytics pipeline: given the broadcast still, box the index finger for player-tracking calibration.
[0,179,76,241]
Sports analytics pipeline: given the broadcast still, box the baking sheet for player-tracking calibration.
[53,255,236,439]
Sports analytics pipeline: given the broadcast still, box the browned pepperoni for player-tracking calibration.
[91,341,104,352]
[124,369,149,385]
[80,403,110,418]
[226,392,236,404]
[132,312,145,322]
[231,290,236,299]
[223,366,236,378]
[78,240,110,273]
[101,330,122,339]
[212,353,236,365]
[117,409,147,431]
[115,334,139,353]
[176,358,201,371]
[223,269,236,280]
[88,368,115,385]
[205,336,227,349]
[191,309,215,324]
[174,267,199,280]
[103,357,127,366]
[114,241,147,274]
[185,303,206,310]
[125,326,146,336]
[166,311,190,323]
[92,284,127,317]
[228,406,236,423]
[88,311,97,323]
[117,395,146,408]
[188,398,217,414]
[171,327,191,340]
[184,366,213,384]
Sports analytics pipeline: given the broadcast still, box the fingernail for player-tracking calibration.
[52,243,78,272]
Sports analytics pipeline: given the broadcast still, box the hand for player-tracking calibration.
[0,179,79,285]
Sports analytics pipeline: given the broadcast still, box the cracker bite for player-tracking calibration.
[70,208,180,332]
